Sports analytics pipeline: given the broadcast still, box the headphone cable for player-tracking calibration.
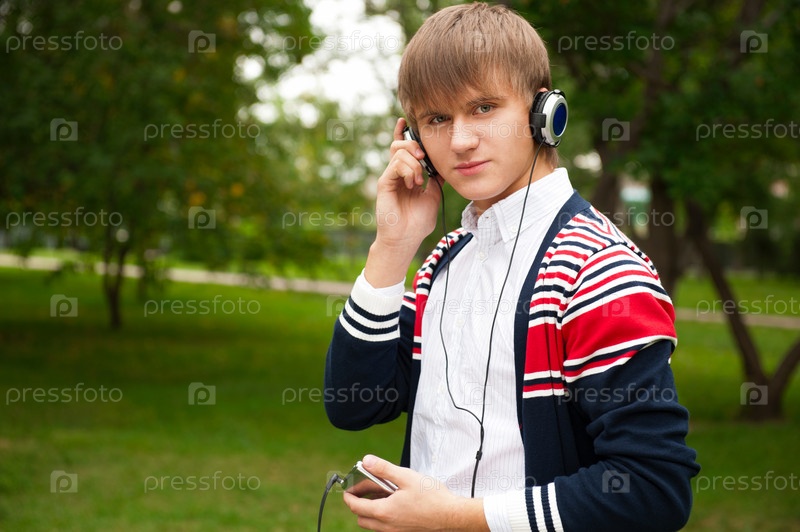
[435,141,544,498]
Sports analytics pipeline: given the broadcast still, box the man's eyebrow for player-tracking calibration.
[463,95,504,108]
[418,108,444,120]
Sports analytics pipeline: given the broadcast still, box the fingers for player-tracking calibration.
[362,454,413,490]
[393,117,407,141]
[389,150,425,189]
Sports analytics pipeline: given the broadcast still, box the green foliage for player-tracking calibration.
[0,1,321,272]
[511,0,800,268]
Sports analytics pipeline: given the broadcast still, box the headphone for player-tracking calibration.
[530,89,568,147]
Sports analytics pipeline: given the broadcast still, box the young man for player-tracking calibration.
[324,3,699,530]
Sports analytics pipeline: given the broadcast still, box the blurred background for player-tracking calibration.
[0,0,798,530]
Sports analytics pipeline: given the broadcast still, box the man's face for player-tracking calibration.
[416,84,544,213]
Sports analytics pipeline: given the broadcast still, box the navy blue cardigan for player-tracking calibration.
[325,191,700,530]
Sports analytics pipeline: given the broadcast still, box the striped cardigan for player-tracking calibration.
[325,191,700,531]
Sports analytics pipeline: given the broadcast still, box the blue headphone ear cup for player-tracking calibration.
[529,89,568,147]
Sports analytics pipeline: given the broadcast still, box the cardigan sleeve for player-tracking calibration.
[324,271,417,430]
[522,243,700,531]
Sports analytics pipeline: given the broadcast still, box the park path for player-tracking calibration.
[1,253,798,330]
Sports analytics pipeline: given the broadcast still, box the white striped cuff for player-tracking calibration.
[351,272,405,316]
[483,490,531,532]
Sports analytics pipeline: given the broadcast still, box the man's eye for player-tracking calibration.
[477,104,493,114]
[430,115,447,124]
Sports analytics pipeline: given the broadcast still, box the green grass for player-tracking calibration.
[0,267,798,530]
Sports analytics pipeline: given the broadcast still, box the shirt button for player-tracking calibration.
[478,251,487,261]
[456,317,465,328]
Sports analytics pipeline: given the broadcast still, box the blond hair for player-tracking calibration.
[398,2,558,165]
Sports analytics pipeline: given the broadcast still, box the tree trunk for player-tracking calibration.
[684,199,798,421]
[102,224,129,330]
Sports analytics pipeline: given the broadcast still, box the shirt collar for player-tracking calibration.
[461,167,573,244]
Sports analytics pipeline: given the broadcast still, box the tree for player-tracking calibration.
[511,0,800,420]
[0,0,316,328]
